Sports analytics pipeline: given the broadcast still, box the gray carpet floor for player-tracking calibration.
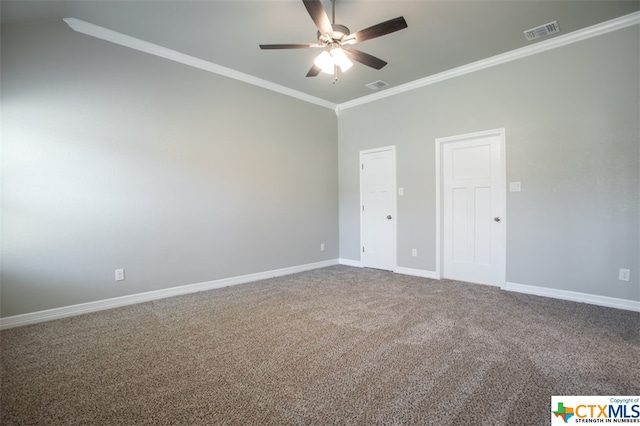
[1,265,639,425]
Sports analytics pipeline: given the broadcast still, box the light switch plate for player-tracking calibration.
[509,182,521,192]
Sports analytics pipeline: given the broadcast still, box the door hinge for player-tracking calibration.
[362,205,364,211]
[362,247,365,253]
[361,164,364,170]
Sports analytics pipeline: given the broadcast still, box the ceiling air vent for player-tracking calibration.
[365,80,389,90]
[524,21,560,41]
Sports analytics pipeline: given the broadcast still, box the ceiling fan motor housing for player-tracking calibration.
[318,24,351,45]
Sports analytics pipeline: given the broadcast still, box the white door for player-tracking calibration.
[441,130,505,286]
[360,147,396,271]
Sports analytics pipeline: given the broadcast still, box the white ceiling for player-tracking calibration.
[2,0,639,105]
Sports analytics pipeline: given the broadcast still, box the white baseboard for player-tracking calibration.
[338,261,438,280]
[504,282,640,312]
[4,263,636,330]
[0,259,339,330]
[339,258,363,268]
[394,267,438,279]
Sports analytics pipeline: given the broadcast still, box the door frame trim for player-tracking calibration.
[359,145,397,271]
[435,128,506,287]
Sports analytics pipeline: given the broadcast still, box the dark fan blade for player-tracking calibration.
[343,48,387,70]
[306,64,322,77]
[350,16,408,43]
[260,44,317,49]
[303,0,333,36]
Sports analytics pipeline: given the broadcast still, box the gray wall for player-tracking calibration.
[1,21,338,317]
[2,19,638,319]
[338,26,639,301]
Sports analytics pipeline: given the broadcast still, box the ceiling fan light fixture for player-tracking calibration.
[314,48,353,75]
[331,47,353,72]
[314,50,334,74]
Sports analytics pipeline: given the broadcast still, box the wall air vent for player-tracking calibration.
[524,21,560,41]
[365,80,389,90]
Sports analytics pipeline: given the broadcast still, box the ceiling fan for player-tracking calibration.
[259,0,408,83]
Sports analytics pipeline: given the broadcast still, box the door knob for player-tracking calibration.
[494,217,501,222]
[387,215,392,220]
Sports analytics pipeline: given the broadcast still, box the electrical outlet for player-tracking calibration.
[320,243,325,252]
[115,268,125,281]
[619,268,630,282]
[412,248,417,257]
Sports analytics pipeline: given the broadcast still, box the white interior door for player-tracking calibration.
[360,147,396,271]
[441,131,505,286]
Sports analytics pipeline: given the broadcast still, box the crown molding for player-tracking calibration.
[337,11,640,112]
[63,18,337,111]
[64,11,639,115]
